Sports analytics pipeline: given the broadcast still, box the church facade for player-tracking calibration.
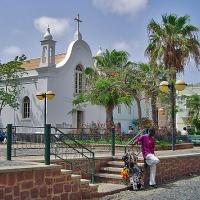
[0,23,150,132]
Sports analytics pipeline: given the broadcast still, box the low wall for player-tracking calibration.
[144,153,200,185]
[86,143,193,152]
[0,161,82,200]
[155,143,193,151]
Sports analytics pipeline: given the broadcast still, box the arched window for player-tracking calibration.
[75,65,83,94]
[23,96,30,118]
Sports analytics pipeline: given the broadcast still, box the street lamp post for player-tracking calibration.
[159,80,187,151]
[36,91,55,165]
[36,91,55,126]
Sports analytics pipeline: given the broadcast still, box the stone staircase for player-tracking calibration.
[61,167,129,199]
[95,157,145,185]
[60,169,99,199]
[63,156,146,199]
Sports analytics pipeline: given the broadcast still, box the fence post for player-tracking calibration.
[45,124,51,165]
[7,124,12,160]
[111,127,115,156]
[91,152,95,183]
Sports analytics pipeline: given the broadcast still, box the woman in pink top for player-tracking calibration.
[134,127,160,187]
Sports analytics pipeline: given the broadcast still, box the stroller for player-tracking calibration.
[122,152,144,190]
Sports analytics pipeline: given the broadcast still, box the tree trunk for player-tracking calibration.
[151,91,158,127]
[0,101,4,116]
[105,104,114,129]
[132,93,143,129]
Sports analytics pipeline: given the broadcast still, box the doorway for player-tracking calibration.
[77,110,84,128]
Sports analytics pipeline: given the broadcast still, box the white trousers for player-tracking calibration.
[145,153,160,185]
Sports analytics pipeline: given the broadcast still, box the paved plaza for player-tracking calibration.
[1,144,200,199]
[101,175,200,200]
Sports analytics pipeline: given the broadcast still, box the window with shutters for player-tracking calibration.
[75,65,83,94]
[23,96,30,118]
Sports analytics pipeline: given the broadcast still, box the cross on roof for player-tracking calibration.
[74,13,82,32]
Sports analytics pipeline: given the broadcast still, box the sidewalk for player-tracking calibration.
[1,143,200,161]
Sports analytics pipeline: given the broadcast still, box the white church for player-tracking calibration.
[1,16,150,132]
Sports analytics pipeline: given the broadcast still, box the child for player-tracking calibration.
[122,152,144,190]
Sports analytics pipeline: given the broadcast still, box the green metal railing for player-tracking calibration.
[51,127,95,183]
[111,128,115,156]
[49,127,116,155]
[7,124,12,160]
[5,124,96,183]
[6,125,46,157]
[124,129,145,154]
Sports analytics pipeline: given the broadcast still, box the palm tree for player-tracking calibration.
[95,50,133,127]
[73,49,132,129]
[145,14,200,132]
[146,14,200,75]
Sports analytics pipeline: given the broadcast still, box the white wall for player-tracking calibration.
[0,36,151,132]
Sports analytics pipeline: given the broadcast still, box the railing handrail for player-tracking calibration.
[53,127,107,131]
[52,127,95,183]
[124,129,145,153]
[53,127,95,155]
[13,125,44,128]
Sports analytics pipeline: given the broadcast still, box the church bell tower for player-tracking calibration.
[40,27,56,68]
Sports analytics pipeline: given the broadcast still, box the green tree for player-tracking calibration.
[73,49,132,129]
[138,63,166,126]
[122,62,147,128]
[184,94,200,131]
[146,13,200,130]
[0,56,26,115]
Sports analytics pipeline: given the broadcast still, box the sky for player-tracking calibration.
[0,0,200,84]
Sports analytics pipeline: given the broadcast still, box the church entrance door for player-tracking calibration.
[77,111,83,128]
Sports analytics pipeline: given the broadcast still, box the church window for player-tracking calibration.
[75,65,83,94]
[128,106,131,115]
[117,105,121,114]
[23,96,30,118]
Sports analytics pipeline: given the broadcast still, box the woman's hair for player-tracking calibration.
[148,127,155,136]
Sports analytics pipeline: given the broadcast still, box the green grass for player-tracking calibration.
[62,138,172,146]
[63,138,127,145]
[155,140,171,146]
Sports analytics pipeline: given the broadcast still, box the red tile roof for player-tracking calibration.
[21,53,66,70]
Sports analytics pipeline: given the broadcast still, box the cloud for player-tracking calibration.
[92,0,148,16]
[34,16,70,37]
[112,41,131,51]
[3,46,22,56]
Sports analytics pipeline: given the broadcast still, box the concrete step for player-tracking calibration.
[89,183,99,192]
[101,167,122,174]
[107,161,145,168]
[71,174,81,180]
[80,178,90,184]
[81,182,99,199]
[97,183,129,197]
[61,169,72,175]
[95,173,123,184]
[96,173,122,179]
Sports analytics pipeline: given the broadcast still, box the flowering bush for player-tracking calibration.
[120,167,129,183]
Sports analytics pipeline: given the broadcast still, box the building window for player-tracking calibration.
[118,105,121,114]
[23,96,30,118]
[75,65,83,94]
